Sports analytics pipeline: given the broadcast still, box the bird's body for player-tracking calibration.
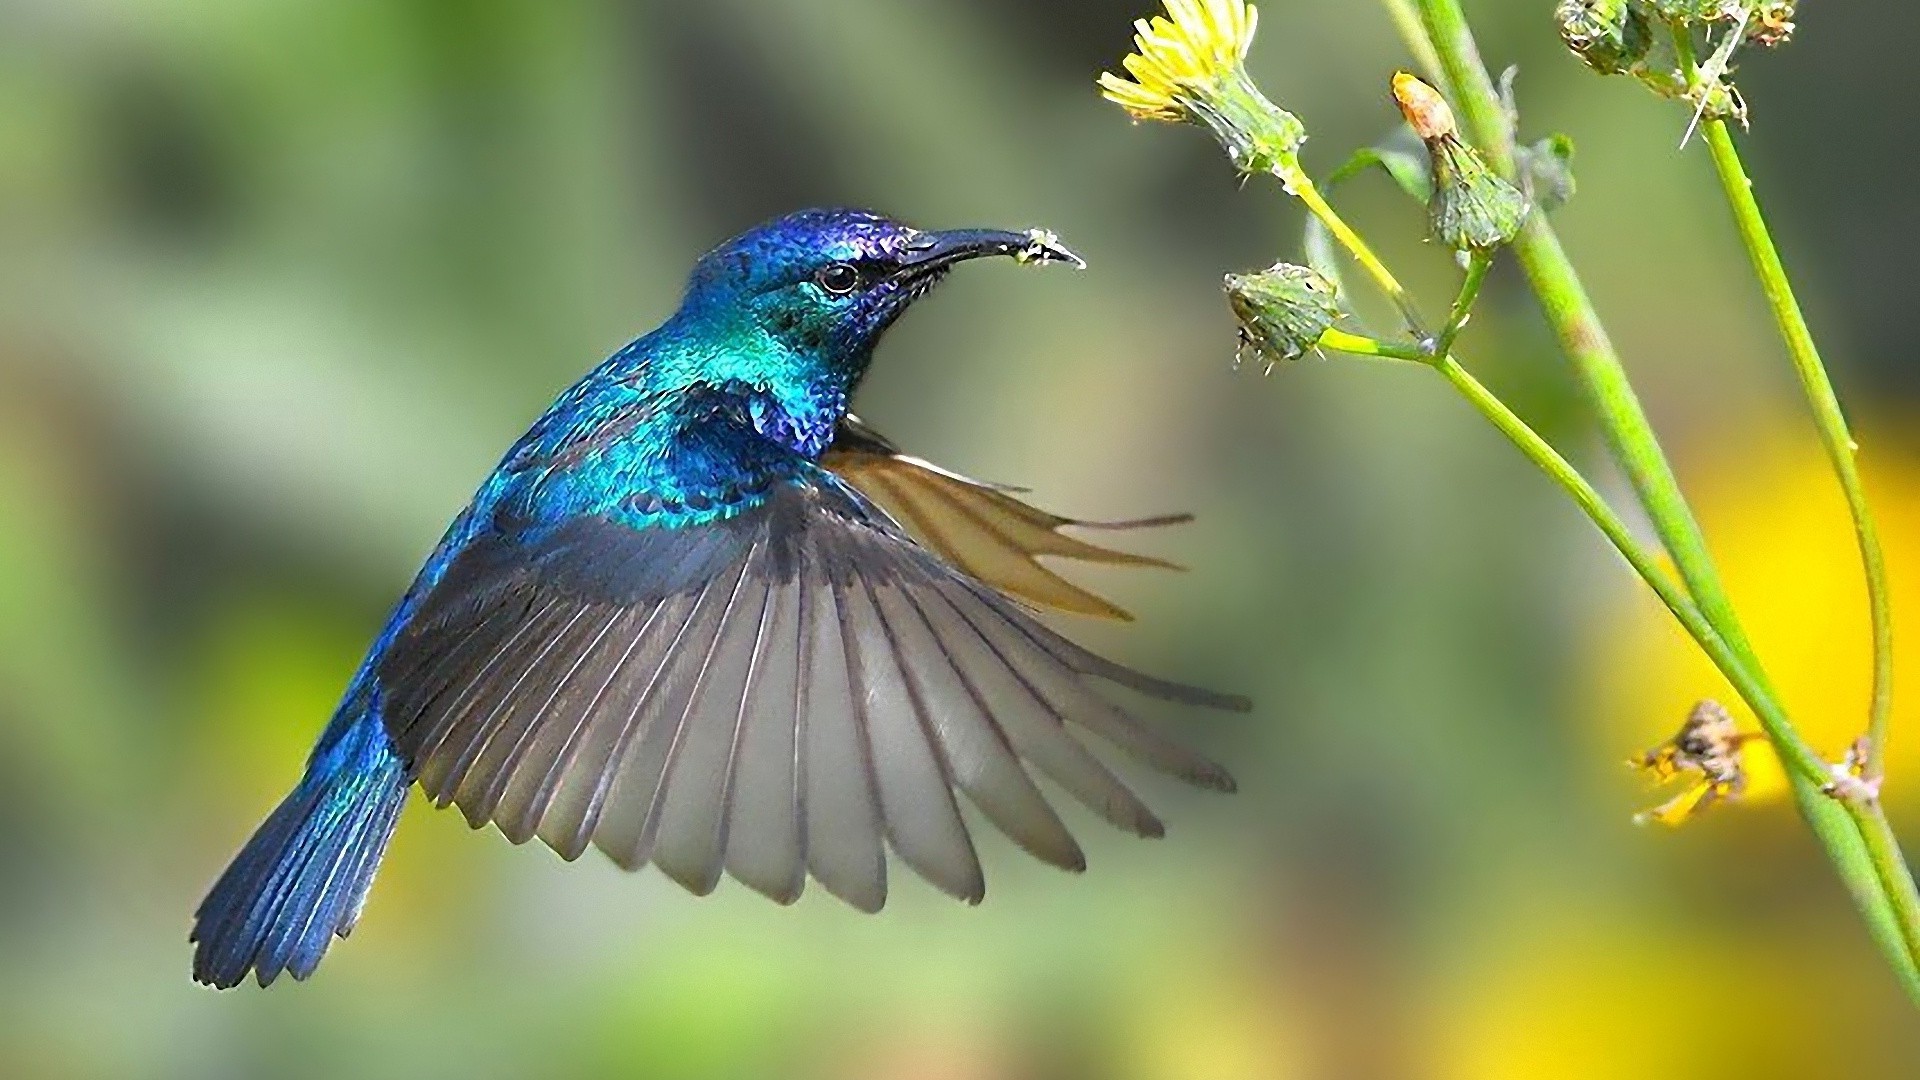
[191,209,1244,989]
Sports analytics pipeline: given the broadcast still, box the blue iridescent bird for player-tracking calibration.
[190,208,1246,989]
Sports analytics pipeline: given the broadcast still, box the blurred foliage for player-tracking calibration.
[3,0,1920,1076]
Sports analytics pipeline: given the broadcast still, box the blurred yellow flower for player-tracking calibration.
[1099,0,1260,123]
[1591,420,1920,804]
[1438,905,1909,1079]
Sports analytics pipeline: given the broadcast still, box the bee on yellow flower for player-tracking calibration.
[1099,0,1304,176]
[1631,700,1764,826]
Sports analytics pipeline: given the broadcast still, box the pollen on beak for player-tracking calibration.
[898,228,1087,275]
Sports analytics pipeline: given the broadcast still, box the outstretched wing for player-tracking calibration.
[823,416,1189,621]
[376,476,1243,912]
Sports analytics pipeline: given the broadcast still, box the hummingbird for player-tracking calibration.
[190,208,1246,989]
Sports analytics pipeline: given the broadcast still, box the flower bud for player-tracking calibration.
[1556,0,1652,75]
[1391,74,1530,252]
[1224,263,1340,370]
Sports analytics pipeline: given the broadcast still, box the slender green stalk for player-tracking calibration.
[1297,155,1830,784]
[1323,329,1835,786]
[1319,328,1426,363]
[1378,0,1444,84]
[1298,133,1822,778]
[1856,809,1920,959]
[1433,359,1712,658]
[1431,249,1490,359]
[1286,170,1430,335]
[1669,29,1895,783]
[1411,1,1755,663]
[1401,0,1920,1001]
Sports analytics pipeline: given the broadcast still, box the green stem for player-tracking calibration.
[1448,342,1920,1001]
[1415,2,1767,670]
[1432,249,1490,359]
[1286,169,1430,335]
[1402,0,1920,1002]
[1379,0,1445,83]
[1412,0,1773,742]
[1319,328,1428,363]
[1856,809,1920,965]
[1433,357,1822,778]
[1671,31,1894,787]
[1321,331,1817,781]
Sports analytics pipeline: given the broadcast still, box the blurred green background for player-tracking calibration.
[4,1,1920,1076]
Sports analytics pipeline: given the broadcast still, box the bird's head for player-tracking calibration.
[680,208,1082,365]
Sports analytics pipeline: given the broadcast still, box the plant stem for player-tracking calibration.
[1856,809,1920,964]
[1669,29,1894,786]
[1402,0,1920,1001]
[1320,330,1826,786]
[1414,1,1775,687]
[1432,249,1490,359]
[1409,0,1805,777]
[1433,358,1828,778]
[1319,328,1428,363]
[1285,169,1430,335]
[1379,0,1444,83]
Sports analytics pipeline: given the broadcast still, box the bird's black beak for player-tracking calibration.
[896,228,1087,278]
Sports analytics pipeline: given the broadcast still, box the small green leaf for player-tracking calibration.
[1518,133,1578,211]
[1327,128,1434,202]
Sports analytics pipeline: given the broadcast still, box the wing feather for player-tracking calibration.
[375,477,1239,911]
[823,437,1189,621]
[833,545,985,904]
[796,533,887,911]
[721,562,806,903]
[649,539,772,895]
[876,578,1085,871]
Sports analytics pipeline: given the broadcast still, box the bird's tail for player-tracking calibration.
[190,711,409,989]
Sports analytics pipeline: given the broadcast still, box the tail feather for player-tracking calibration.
[191,716,408,989]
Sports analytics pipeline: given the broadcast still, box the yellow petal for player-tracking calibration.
[1098,0,1260,123]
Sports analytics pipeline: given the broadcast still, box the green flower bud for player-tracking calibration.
[1225,263,1341,370]
[1556,0,1653,75]
[1391,73,1530,252]
[1431,141,1532,251]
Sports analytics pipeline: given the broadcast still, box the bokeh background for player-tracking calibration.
[3,1,1919,1076]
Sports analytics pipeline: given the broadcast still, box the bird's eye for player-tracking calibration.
[814,262,861,296]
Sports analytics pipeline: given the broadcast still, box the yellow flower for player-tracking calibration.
[1098,0,1260,123]
[1098,0,1303,177]
[1590,426,1920,807]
